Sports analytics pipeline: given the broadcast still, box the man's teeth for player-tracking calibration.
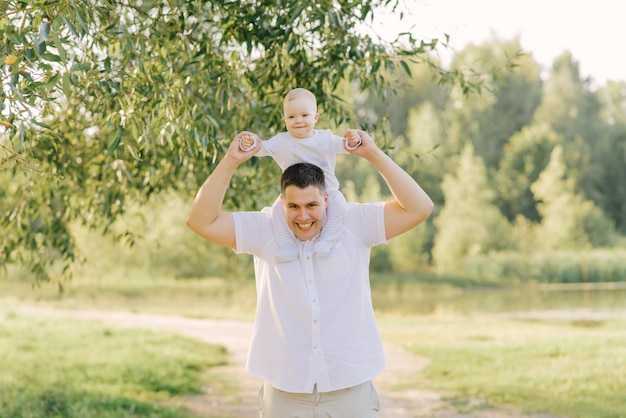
[298,223,313,229]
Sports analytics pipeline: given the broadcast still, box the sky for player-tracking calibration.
[371,0,625,84]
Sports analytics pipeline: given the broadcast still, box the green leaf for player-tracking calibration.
[45,73,60,92]
[62,72,71,97]
[70,63,91,72]
[34,38,47,56]
[19,71,34,83]
[62,17,79,37]
[9,81,25,101]
[32,120,54,129]
[107,126,123,153]
[290,6,304,23]
[127,144,141,160]
[42,52,62,62]
[50,32,67,63]
[400,60,412,77]
[39,20,51,42]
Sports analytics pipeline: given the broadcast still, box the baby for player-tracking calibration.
[240,88,361,261]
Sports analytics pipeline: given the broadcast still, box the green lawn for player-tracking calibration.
[3,275,626,417]
[0,309,228,418]
[379,313,626,418]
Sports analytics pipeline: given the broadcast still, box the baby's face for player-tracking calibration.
[283,96,319,139]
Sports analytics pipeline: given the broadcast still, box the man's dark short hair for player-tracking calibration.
[281,163,326,194]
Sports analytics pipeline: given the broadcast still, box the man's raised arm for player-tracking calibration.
[345,130,434,240]
[186,132,260,249]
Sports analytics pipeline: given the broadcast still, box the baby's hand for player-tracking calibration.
[345,129,362,150]
[239,133,258,151]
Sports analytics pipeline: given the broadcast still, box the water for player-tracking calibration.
[371,281,626,316]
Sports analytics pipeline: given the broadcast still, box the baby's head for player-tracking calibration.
[283,88,319,139]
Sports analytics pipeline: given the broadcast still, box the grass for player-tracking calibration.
[3,274,626,417]
[0,309,228,418]
[379,313,626,418]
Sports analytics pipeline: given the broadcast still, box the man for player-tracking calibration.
[186,129,434,417]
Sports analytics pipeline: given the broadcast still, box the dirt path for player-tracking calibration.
[13,305,559,417]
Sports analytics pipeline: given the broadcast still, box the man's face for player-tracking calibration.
[283,97,319,139]
[281,185,328,241]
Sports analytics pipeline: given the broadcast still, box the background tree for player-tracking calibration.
[4,4,624,284]
[432,143,512,274]
[70,192,252,280]
[387,218,433,273]
[397,102,446,202]
[531,146,615,250]
[495,123,561,222]
[531,52,605,209]
[580,81,626,233]
[355,57,448,139]
[532,52,601,147]
[1,0,467,282]
[443,38,541,171]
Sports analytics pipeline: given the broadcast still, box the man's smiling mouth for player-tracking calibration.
[296,222,314,231]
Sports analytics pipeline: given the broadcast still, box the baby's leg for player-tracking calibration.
[316,191,347,256]
[270,196,299,262]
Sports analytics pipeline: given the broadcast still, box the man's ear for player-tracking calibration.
[314,112,320,122]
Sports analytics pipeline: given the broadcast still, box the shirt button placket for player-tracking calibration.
[303,248,322,356]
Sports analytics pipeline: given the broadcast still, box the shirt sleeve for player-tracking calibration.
[332,132,349,155]
[346,201,389,247]
[232,209,274,256]
[253,133,285,159]
[254,139,273,158]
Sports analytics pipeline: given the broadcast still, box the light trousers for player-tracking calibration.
[258,380,380,418]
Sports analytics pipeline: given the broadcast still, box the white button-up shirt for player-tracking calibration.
[233,201,388,393]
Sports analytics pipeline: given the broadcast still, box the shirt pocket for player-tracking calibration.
[317,246,352,280]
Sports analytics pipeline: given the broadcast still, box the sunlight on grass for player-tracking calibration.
[379,313,626,418]
[3,274,626,417]
[0,309,228,417]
